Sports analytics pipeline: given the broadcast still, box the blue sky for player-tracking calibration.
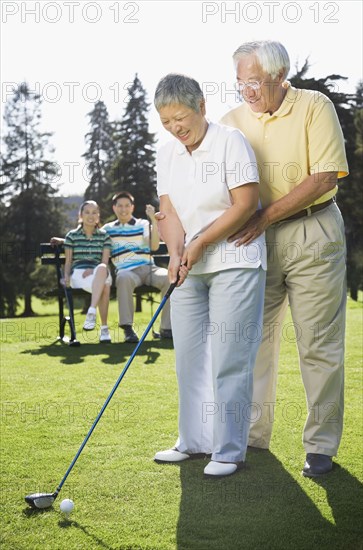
[1,0,362,196]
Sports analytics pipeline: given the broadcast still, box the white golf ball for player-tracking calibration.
[60,499,74,514]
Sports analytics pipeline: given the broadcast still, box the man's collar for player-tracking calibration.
[115,216,136,226]
[251,84,296,120]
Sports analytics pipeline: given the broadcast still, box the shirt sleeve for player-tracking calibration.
[224,129,260,190]
[103,232,113,249]
[308,94,349,178]
[63,230,74,249]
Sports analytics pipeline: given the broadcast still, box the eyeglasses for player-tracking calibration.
[236,80,265,93]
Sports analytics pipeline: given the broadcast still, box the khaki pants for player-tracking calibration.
[115,264,171,330]
[249,203,346,456]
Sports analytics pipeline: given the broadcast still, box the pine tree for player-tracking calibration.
[290,64,361,300]
[110,74,157,217]
[1,82,66,316]
[342,82,363,300]
[83,100,115,221]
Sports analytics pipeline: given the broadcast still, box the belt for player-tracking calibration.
[277,198,335,223]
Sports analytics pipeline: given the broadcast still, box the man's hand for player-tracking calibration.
[228,210,269,246]
[146,204,156,221]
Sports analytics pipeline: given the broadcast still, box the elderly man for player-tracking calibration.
[221,40,348,477]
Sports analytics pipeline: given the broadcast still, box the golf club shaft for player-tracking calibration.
[60,267,78,341]
[54,281,177,496]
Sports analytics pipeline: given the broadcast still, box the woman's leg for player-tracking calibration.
[208,267,266,463]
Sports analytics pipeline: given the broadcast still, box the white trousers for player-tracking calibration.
[248,203,346,455]
[71,265,112,293]
[171,267,266,463]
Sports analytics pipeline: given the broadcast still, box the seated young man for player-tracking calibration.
[102,191,172,343]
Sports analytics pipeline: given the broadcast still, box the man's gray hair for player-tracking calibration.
[233,40,290,80]
[154,73,204,112]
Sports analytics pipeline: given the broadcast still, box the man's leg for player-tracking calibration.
[115,268,141,327]
[148,265,171,331]
[286,204,346,457]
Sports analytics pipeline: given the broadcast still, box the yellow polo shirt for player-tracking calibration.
[221,85,349,208]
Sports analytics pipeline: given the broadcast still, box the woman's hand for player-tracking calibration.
[181,238,203,270]
[50,237,64,246]
[82,268,94,278]
[168,255,189,287]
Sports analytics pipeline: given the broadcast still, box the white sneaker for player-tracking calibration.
[99,327,111,343]
[83,312,96,330]
[154,448,190,463]
[204,461,240,477]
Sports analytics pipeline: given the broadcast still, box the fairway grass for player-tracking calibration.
[1,297,362,550]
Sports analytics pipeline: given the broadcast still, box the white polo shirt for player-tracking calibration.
[157,122,267,275]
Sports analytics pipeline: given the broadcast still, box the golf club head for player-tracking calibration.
[25,492,56,509]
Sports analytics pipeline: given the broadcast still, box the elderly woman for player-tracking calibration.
[153,73,266,477]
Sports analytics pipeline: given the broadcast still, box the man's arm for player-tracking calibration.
[145,204,160,251]
[230,171,337,246]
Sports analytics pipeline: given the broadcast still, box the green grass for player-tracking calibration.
[1,297,362,550]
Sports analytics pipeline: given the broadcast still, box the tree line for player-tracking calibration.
[1,69,362,317]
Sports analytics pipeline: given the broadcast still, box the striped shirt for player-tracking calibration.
[102,217,152,272]
[64,226,112,271]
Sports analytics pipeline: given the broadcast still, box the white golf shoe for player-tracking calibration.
[154,448,191,463]
[204,461,240,477]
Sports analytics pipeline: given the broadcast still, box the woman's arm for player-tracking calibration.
[182,182,259,269]
[101,247,111,264]
[158,195,188,285]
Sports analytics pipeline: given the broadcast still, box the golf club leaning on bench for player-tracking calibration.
[25,278,178,510]
[61,273,81,347]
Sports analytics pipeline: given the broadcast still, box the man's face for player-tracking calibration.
[236,54,284,114]
[158,102,207,153]
[113,198,134,223]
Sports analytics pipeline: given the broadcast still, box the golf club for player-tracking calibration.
[148,216,159,339]
[54,245,80,347]
[25,278,177,510]
[61,277,81,347]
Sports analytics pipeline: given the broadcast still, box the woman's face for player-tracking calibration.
[80,204,99,228]
[158,101,208,153]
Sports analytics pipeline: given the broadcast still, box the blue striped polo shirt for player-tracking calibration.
[102,217,152,273]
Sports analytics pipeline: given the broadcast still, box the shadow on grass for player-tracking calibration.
[176,452,363,550]
[22,508,112,549]
[20,339,174,366]
[58,518,113,549]
[310,463,363,544]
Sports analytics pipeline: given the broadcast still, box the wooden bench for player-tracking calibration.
[40,243,169,345]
